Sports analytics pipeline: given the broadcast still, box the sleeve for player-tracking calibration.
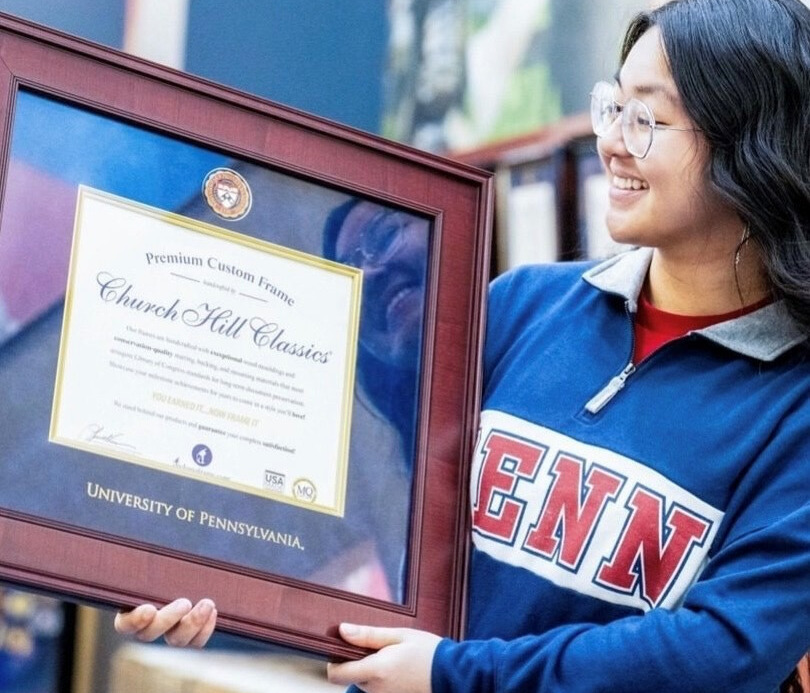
[482,267,530,376]
[432,496,810,693]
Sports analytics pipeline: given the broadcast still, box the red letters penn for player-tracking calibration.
[473,429,713,609]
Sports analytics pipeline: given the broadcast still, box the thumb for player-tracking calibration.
[338,623,405,650]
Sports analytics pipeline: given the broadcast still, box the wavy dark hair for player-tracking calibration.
[621,0,810,334]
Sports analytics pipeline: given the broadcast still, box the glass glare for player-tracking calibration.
[590,80,698,160]
[590,81,654,158]
[342,210,407,268]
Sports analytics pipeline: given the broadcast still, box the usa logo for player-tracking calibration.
[264,470,285,493]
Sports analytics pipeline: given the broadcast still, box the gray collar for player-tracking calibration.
[583,248,806,361]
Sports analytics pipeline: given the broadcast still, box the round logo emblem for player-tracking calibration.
[292,478,317,503]
[202,168,252,220]
[191,444,213,467]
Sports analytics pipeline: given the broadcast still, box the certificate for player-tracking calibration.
[0,12,492,658]
[51,188,361,516]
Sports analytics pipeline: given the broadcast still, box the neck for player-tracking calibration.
[647,241,770,315]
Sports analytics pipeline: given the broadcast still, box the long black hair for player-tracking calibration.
[622,0,810,334]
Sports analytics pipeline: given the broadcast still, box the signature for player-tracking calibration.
[81,424,138,451]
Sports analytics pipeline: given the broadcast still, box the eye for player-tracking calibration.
[624,99,654,130]
[634,111,653,128]
[368,214,404,260]
[605,100,621,119]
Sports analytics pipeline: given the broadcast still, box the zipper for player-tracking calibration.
[584,362,636,414]
[584,297,638,415]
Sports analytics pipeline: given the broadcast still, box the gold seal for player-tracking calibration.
[202,167,252,220]
[292,478,317,503]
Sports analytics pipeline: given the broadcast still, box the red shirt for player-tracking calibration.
[633,291,771,363]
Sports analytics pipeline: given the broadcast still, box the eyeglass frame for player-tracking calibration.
[589,80,699,159]
[337,208,409,269]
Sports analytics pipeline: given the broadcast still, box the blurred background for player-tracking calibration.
[0,0,645,145]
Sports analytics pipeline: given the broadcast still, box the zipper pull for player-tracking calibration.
[585,363,635,414]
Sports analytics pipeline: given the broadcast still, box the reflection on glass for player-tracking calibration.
[321,199,430,597]
[0,89,432,605]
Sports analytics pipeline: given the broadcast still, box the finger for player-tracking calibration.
[131,598,192,642]
[184,602,218,648]
[162,599,217,648]
[114,603,159,635]
[338,623,407,650]
[327,656,375,687]
[328,624,409,686]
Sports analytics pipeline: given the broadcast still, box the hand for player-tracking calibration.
[327,623,440,693]
[114,598,217,648]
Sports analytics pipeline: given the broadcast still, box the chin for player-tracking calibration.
[604,228,636,247]
[604,218,645,247]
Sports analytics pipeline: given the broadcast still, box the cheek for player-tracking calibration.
[360,322,389,357]
[670,135,710,185]
[596,139,611,172]
[645,143,708,201]
[404,227,430,261]
[676,167,712,217]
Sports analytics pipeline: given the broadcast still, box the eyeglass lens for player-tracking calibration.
[362,212,405,264]
[590,81,654,158]
[341,211,406,268]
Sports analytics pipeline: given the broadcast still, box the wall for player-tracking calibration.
[0,0,125,46]
[185,0,388,134]
[0,0,388,134]
[383,0,649,152]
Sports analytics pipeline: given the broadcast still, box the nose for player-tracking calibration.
[597,115,631,160]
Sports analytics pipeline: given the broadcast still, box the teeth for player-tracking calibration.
[613,175,648,190]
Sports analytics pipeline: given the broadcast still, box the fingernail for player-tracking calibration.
[340,622,359,636]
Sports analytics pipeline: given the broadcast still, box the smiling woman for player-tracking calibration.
[595,27,744,280]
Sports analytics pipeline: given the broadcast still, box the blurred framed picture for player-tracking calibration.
[570,136,631,260]
[494,152,564,273]
[0,13,492,659]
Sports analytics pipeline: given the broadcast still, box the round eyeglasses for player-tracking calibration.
[339,210,408,269]
[590,80,698,159]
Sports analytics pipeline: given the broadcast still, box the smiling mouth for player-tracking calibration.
[366,274,420,331]
[386,285,416,322]
[612,175,649,190]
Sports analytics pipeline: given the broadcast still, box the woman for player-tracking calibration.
[118,0,810,690]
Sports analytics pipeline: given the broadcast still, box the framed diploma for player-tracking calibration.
[0,14,492,658]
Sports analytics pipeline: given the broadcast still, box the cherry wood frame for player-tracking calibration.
[0,14,492,659]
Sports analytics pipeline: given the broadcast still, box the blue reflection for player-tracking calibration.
[11,89,227,210]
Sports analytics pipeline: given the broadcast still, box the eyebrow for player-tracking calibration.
[614,73,681,106]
